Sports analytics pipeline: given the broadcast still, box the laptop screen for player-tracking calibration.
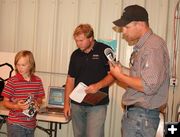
[47,86,64,108]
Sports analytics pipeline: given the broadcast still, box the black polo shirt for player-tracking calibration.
[68,40,111,106]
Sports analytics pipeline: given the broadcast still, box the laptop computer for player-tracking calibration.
[39,86,64,115]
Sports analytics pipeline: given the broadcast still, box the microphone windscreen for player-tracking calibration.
[104,48,116,62]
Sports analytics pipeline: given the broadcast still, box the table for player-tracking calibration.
[0,102,70,137]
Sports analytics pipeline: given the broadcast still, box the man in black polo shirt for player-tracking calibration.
[64,24,114,137]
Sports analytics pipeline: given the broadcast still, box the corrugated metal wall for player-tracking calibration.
[0,0,179,137]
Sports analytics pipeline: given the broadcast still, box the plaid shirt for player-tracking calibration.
[122,29,170,109]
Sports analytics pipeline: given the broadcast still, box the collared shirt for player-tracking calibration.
[122,29,170,109]
[2,73,45,128]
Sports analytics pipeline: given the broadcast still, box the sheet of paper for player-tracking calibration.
[69,82,87,103]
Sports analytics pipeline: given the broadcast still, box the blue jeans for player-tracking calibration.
[71,103,107,137]
[7,124,35,137]
[122,106,160,137]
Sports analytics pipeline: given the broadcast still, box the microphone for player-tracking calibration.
[104,48,116,64]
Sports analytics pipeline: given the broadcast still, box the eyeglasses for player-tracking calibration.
[129,50,138,67]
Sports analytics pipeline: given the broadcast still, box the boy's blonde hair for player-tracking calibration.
[14,50,36,75]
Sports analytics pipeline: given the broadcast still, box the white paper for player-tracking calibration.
[69,82,87,103]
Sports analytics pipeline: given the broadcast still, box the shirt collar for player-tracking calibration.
[16,73,35,81]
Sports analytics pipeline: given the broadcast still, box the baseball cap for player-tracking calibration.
[113,5,148,27]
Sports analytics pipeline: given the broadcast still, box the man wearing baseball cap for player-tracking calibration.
[110,5,170,137]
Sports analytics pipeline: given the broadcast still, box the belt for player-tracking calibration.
[126,105,160,112]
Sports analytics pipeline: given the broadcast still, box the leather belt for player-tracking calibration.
[126,105,159,112]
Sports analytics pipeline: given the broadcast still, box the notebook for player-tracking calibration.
[39,86,64,115]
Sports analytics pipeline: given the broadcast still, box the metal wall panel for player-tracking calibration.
[0,0,179,137]
[0,0,18,51]
[15,0,37,51]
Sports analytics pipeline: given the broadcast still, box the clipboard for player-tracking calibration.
[83,91,107,105]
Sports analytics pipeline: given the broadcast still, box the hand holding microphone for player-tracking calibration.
[104,48,121,66]
[104,48,122,77]
[104,48,116,65]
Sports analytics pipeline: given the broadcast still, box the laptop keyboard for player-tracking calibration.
[46,107,64,114]
[39,107,64,115]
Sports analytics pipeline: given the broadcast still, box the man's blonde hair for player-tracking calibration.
[73,24,94,38]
